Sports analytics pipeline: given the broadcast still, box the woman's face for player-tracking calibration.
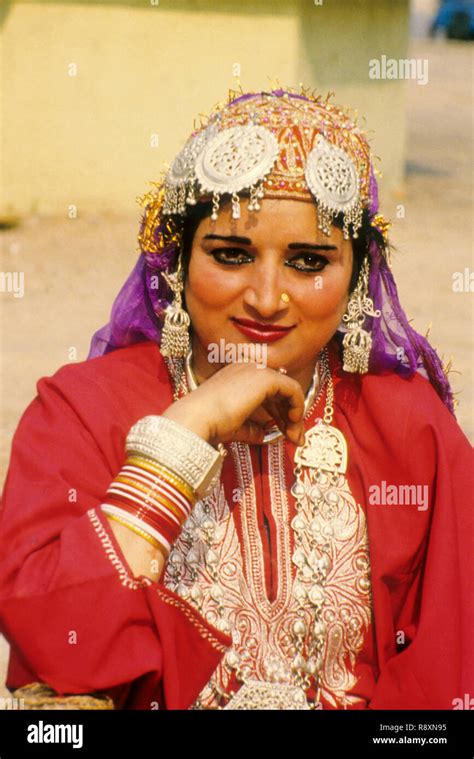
[184,198,353,391]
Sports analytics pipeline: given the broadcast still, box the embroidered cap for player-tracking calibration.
[158,88,375,240]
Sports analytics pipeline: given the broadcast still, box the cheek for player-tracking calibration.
[297,268,351,323]
[185,255,240,311]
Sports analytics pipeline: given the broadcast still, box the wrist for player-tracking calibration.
[162,398,211,443]
[126,415,225,500]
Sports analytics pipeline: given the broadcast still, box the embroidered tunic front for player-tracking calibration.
[163,430,373,709]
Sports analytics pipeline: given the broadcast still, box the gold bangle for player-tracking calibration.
[127,456,192,497]
[126,456,195,504]
[126,455,195,502]
[105,512,166,553]
[113,474,184,521]
[127,455,191,491]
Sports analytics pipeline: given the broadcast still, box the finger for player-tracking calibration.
[227,420,266,446]
[258,398,304,447]
[259,373,306,444]
[264,372,305,420]
[289,426,306,447]
[261,398,287,433]
[248,406,275,426]
[267,385,304,430]
[242,419,304,447]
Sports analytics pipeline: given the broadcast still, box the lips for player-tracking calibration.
[231,317,295,343]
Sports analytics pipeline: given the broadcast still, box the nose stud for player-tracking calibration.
[280,292,290,304]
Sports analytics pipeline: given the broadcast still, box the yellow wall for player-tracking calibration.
[1,0,410,216]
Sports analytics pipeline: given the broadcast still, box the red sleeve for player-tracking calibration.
[365,378,474,709]
[0,364,230,710]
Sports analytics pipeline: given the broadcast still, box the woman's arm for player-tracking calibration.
[0,353,305,704]
[105,519,167,581]
[0,366,230,708]
[107,361,306,581]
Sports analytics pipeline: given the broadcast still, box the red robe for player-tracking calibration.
[0,340,472,709]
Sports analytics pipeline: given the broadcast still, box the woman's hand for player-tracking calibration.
[162,362,306,447]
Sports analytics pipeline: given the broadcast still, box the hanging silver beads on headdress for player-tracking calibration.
[160,90,371,240]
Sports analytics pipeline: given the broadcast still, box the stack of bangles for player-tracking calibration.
[101,415,227,557]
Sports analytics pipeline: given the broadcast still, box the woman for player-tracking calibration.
[0,88,472,710]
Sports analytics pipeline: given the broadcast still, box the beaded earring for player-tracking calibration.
[160,250,191,360]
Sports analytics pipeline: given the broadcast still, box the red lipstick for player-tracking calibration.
[231,318,295,343]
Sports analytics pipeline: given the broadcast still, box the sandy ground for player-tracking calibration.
[0,30,472,699]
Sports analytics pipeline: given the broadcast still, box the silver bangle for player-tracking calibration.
[126,415,225,500]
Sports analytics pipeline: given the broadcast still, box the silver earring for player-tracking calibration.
[341,257,381,374]
[160,252,190,360]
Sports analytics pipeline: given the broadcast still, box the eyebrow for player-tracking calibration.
[203,234,252,245]
[288,242,338,251]
[202,234,338,251]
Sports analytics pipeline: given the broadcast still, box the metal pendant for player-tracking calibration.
[223,680,310,710]
[195,124,279,195]
[295,419,347,475]
[305,134,359,213]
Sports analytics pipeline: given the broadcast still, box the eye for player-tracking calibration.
[286,253,329,273]
[209,248,253,266]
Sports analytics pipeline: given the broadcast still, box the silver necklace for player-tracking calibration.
[190,348,345,710]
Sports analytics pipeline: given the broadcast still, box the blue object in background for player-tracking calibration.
[430,0,474,39]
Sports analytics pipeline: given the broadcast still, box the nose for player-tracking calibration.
[242,258,288,319]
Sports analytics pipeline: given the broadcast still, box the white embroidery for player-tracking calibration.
[88,509,151,590]
[162,441,373,709]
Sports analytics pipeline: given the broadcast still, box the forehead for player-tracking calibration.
[193,198,346,247]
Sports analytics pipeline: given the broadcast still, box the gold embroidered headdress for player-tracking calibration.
[160,89,374,240]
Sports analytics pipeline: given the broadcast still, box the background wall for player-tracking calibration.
[1,0,409,217]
